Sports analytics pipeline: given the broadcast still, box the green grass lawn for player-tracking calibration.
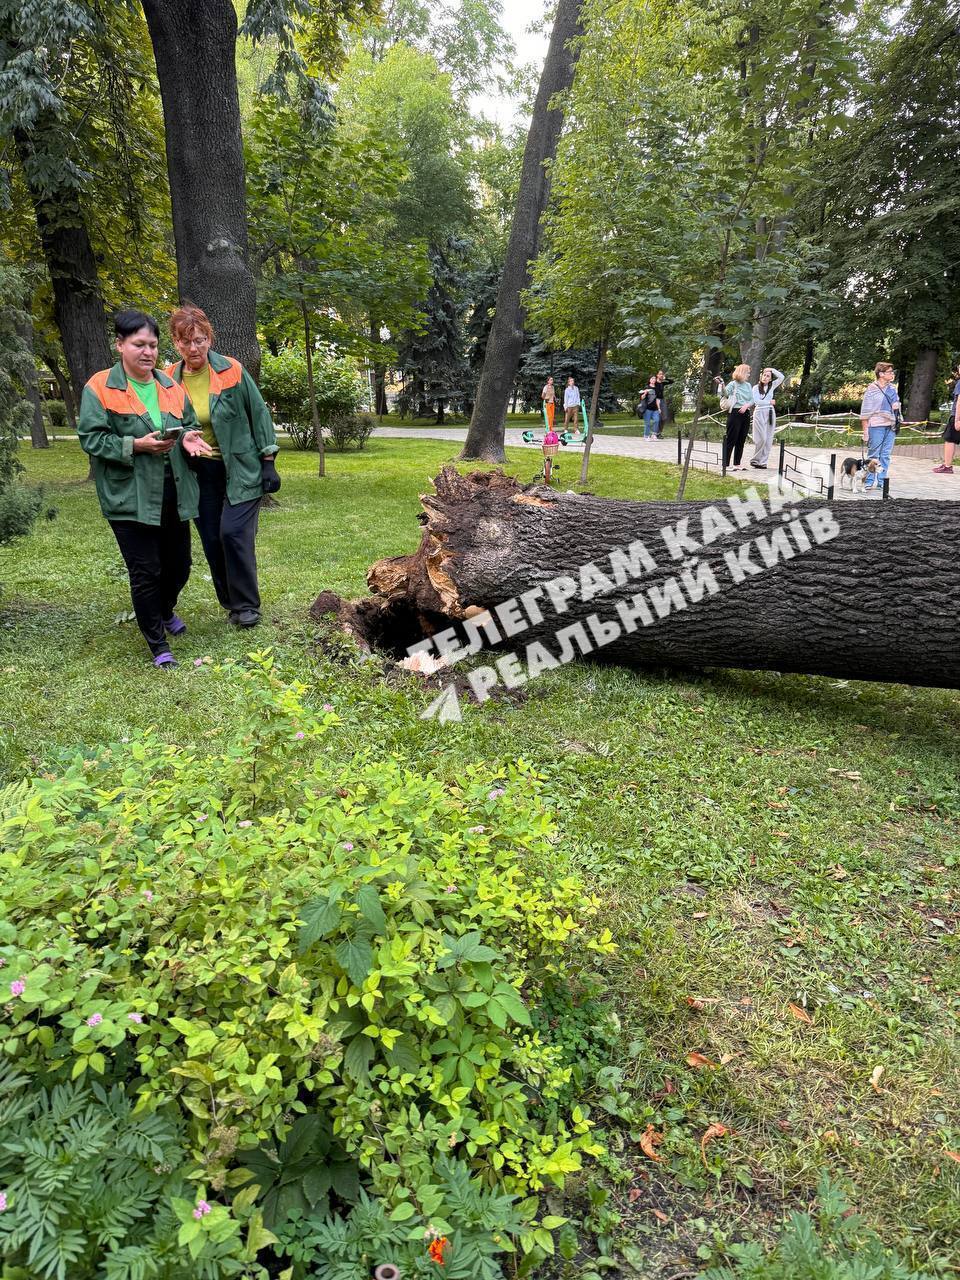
[3,439,959,1276]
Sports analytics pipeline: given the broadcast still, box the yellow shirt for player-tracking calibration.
[182,363,220,457]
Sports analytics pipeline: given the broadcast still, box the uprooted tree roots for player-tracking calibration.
[310,466,960,690]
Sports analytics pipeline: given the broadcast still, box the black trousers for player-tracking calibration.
[110,470,191,656]
[193,458,262,614]
[723,408,751,468]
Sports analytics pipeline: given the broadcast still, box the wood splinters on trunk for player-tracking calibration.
[314,466,960,690]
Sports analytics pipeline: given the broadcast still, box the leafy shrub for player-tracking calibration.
[259,349,367,450]
[326,411,376,452]
[702,1174,935,1279]
[274,1158,538,1279]
[0,653,609,1268]
[0,1063,248,1280]
[45,400,68,431]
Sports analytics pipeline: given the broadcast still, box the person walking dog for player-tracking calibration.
[750,366,784,468]
[165,305,280,628]
[859,362,900,491]
[77,310,213,669]
[716,365,753,471]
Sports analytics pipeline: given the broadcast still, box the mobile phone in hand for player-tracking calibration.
[162,423,184,439]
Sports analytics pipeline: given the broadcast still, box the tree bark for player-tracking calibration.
[14,312,49,448]
[460,0,585,462]
[141,0,260,377]
[578,336,607,484]
[15,135,112,404]
[43,353,77,429]
[336,467,959,689]
[904,346,939,424]
[301,298,325,478]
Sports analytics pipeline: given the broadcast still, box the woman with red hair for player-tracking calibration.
[166,306,279,627]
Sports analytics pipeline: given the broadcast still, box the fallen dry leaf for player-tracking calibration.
[944,1150,960,1165]
[788,1002,813,1025]
[830,864,849,880]
[739,997,753,1007]
[719,1052,744,1066]
[686,1052,719,1069]
[628,1187,642,1203]
[639,1124,663,1163]
[685,996,705,1009]
[700,1123,730,1167]
[822,1129,839,1141]
[692,911,709,920]
[652,1209,669,1224]
[931,1088,944,1098]
[870,1065,884,1093]
[772,829,791,838]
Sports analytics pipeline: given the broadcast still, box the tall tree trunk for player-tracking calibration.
[342,468,960,690]
[14,311,49,448]
[301,298,325,478]
[460,0,585,462]
[42,353,77,429]
[904,346,939,424]
[15,136,112,404]
[579,336,608,484]
[141,0,260,377]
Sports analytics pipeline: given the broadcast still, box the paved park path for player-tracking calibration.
[372,425,957,502]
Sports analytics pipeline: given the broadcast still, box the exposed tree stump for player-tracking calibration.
[312,467,960,689]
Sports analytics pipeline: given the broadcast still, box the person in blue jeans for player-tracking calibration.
[859,361,901,491]
[640,376,662,438]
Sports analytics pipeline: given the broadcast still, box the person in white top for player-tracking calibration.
[750,367,785,468]
[541,376,556,430]
[563,377,581,427]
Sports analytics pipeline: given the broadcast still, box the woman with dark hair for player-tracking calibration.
[749,366,784,469]
[165,305,279,628]
[77,310,213,669]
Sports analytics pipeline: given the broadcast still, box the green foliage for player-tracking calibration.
[44,400,67,431]
[701,1175,937,1279]
[259,349,367,449]
[236,1112,361,1229]
[0,651,607,1262]
[275,1158,531,1279]
[530,979,619,1111]
[0,268,42,548]
[0,1063,246,1280]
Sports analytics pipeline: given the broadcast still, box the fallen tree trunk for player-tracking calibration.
[314,467,960,689]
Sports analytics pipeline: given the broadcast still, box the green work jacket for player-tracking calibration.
[165,351,279,505]
[77,364,200,525]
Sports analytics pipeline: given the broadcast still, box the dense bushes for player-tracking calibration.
[259,349,372,450]
[0,654,609,1278]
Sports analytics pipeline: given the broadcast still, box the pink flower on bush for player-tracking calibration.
[468,825,485,834]
[238,820,253,828]
[128,1012,143,1024]
[294,731,305,740]
[445,884,457,894]
[342,841,354,851]
[86,1012,102,1027]
[193,658,204,667]
[142,889,153,903]
[193,1200,212,1220]
[322,703,334,712]
[0,958,5,968]
[197,813,208,823]
[488,787,505,800]
[9,980,25,998]
[0,1191,7,1212]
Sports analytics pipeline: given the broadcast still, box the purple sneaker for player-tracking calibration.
[153,652,177,670]
[163,614,187,637]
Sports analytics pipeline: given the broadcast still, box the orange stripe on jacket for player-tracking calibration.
[167,357,243,397]
[88,370,187,420]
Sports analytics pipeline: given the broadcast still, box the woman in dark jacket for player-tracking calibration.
[77,310,212,669]
[165,306,280,627]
